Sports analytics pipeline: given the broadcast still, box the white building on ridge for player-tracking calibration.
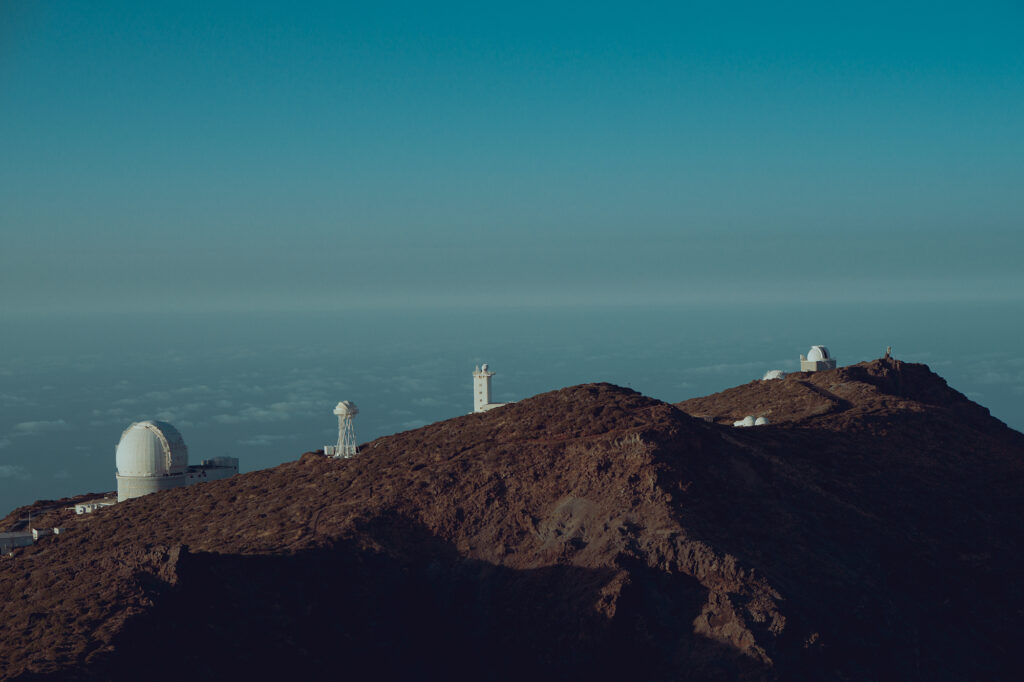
[800,346,837,372]
[74,498,116,514]
[115,420,238,502]
[473,363,508,413]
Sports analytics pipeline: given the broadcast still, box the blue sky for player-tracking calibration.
[2,1,1023,312]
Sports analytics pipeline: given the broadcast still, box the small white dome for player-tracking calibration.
[762,370,786,381]
[333,400,358,416]
[754,417,770,426]
[115,421,188,477]
[733,415,757,427]
[807,346,831,362]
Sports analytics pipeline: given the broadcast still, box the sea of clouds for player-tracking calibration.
[2,302,1022,512]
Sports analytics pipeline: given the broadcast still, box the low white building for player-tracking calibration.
[188,457,240,484]
[800,346,837,372]
[74,498,117,514]
[32,527,63,540]
[115,421,238,502]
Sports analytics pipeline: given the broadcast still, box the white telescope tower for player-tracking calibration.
[472,363,508,413]
[326,401,359,458]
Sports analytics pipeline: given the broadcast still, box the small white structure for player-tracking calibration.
[733,416,770,427]
[800,346,837,372]
[762,370,786,381]
[74,498,117,515]
[325,401,358,458]
[31,527,58,540]
[187,456,240,485]
[115,420,238,502]
[473,363,508,413]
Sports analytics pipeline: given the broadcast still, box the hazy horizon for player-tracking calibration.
[2,301,1023,512]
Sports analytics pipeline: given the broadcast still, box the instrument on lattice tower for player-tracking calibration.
[326,401,359,458]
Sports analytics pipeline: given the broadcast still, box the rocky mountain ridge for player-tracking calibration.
[2,358,1022,681]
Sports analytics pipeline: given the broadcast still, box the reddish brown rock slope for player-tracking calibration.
[2,359,1022,681]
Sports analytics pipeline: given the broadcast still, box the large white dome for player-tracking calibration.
[115,421,189,477]
[807,346,831,362]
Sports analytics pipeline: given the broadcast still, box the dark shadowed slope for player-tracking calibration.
[3,360,1023,681]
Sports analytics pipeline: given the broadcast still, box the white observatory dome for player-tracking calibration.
[115,421,189,478]
[333,400,358,416]
[807,346,831,362]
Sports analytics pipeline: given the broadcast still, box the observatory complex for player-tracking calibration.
[800,346,837,372]
[473,363,509,413]
[115,421,238,502]
[325,401,359,458]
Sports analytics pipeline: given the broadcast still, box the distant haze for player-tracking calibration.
[2,302,1024,511]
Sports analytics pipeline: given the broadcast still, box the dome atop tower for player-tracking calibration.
[115,420,189,477]
[333,401,358,416]
[807,346,831,362]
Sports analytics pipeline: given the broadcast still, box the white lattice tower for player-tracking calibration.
[331,401,359,458]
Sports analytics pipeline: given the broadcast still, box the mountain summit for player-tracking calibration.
[2,359,1022,681]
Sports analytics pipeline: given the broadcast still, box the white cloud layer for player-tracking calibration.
[0,465,31,480]
[13,419,69,435]
[213,398,323,425]
[238,434,294,447]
